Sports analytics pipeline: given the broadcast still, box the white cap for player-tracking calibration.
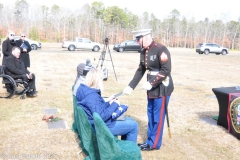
[132,29,152,39]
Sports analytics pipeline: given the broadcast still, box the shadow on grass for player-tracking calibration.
[130,115,148,142]
[196,111,219,126]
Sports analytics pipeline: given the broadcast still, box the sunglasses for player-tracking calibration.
[10,34,15,36]
[21,36,26,37]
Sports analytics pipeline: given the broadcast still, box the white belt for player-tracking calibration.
[147,71,159,75]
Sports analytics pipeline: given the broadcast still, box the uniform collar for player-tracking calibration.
[145,41,155,50]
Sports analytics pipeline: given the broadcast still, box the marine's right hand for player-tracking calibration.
[123,86,133,95]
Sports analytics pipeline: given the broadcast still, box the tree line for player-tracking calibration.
[0,0,240,49]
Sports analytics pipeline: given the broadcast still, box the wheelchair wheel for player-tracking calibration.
[0,75,16,98]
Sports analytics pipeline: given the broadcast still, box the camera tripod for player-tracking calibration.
[96,42,117,81]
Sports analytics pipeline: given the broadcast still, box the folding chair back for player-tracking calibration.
[76,107,100,160]
[93,112,142,160]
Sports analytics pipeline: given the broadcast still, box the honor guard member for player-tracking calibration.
[123,29,174,151]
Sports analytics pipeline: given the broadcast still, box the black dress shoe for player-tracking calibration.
[26,91,37,97]
[31,91,37,97]
[141,144,159,151]
[137,142,148,147]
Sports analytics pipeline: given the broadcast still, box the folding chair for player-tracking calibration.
[93,112,142,160]
[76,107,100,160]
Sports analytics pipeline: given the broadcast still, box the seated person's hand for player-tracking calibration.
[113,99,120,105]
[109,95,120,105]
[26,73,30,79]
[108,95,115,101]
[26,73,33,79]
[23,49,27,52]
[29,73,32,79]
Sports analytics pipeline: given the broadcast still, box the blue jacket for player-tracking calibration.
[76,84,119,128]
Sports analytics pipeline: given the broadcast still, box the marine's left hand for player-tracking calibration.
[142,81,152,90]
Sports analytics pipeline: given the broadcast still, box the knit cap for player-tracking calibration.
[77,63,86,77]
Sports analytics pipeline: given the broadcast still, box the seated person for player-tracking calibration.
[73,59,94,96]
[76,68,138,143]
[5,46,37,97]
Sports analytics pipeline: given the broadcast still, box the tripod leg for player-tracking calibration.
[107,45,117,81]
[100,52,106,70]
[96,50,106,69]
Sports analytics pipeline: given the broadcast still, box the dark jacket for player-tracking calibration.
[76,84,119,128]
[128,41,174,98]
[15,39,32,67]
[5,54,30,79]
[2,38,16,65]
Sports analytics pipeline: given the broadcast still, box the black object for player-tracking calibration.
[212,86,240,139]
[0,65,30,99]
[113,40,141,53]
[137,142,147,147]
[104,38,109,44]
[140,144,159,151]
[96,40,117,81]
[165,98,172,138]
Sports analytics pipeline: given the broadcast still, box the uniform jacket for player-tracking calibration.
[5,54,30,79]
[76,84,119,128]
[2,38,16,65]
[129,41,174,98]
[15,39,32,67]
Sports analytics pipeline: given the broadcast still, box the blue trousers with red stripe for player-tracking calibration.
[145,95,171,149]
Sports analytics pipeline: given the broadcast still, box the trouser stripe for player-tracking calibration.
[153,96,166,148]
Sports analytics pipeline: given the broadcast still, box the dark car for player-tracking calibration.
[113,40,141,52]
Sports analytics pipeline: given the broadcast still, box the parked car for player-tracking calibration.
[62,38,101,52]
[14,36,41,50]
[196,43,228,55]
[113,40,141,52]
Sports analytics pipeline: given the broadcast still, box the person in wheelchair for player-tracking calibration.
[5,46,37,97]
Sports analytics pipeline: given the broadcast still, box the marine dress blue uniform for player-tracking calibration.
[128,41,174,149]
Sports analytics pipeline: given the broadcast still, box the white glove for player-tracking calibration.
[143,81,152,90]
[162,76,169,86]
[123,86,133,95]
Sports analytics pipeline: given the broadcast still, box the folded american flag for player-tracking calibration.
[20,43,28,50]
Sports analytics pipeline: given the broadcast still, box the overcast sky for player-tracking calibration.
[2,0,239,22]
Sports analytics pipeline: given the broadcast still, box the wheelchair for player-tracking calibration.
[0,65,29,99]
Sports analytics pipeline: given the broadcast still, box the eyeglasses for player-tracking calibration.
[10,34,15,36]
[21,36,26,37]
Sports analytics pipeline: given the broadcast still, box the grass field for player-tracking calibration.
[0,44,240,160]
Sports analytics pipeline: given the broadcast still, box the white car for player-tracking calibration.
[14,36,41,50]
[62,38,101,52]
[196,43,228,55]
